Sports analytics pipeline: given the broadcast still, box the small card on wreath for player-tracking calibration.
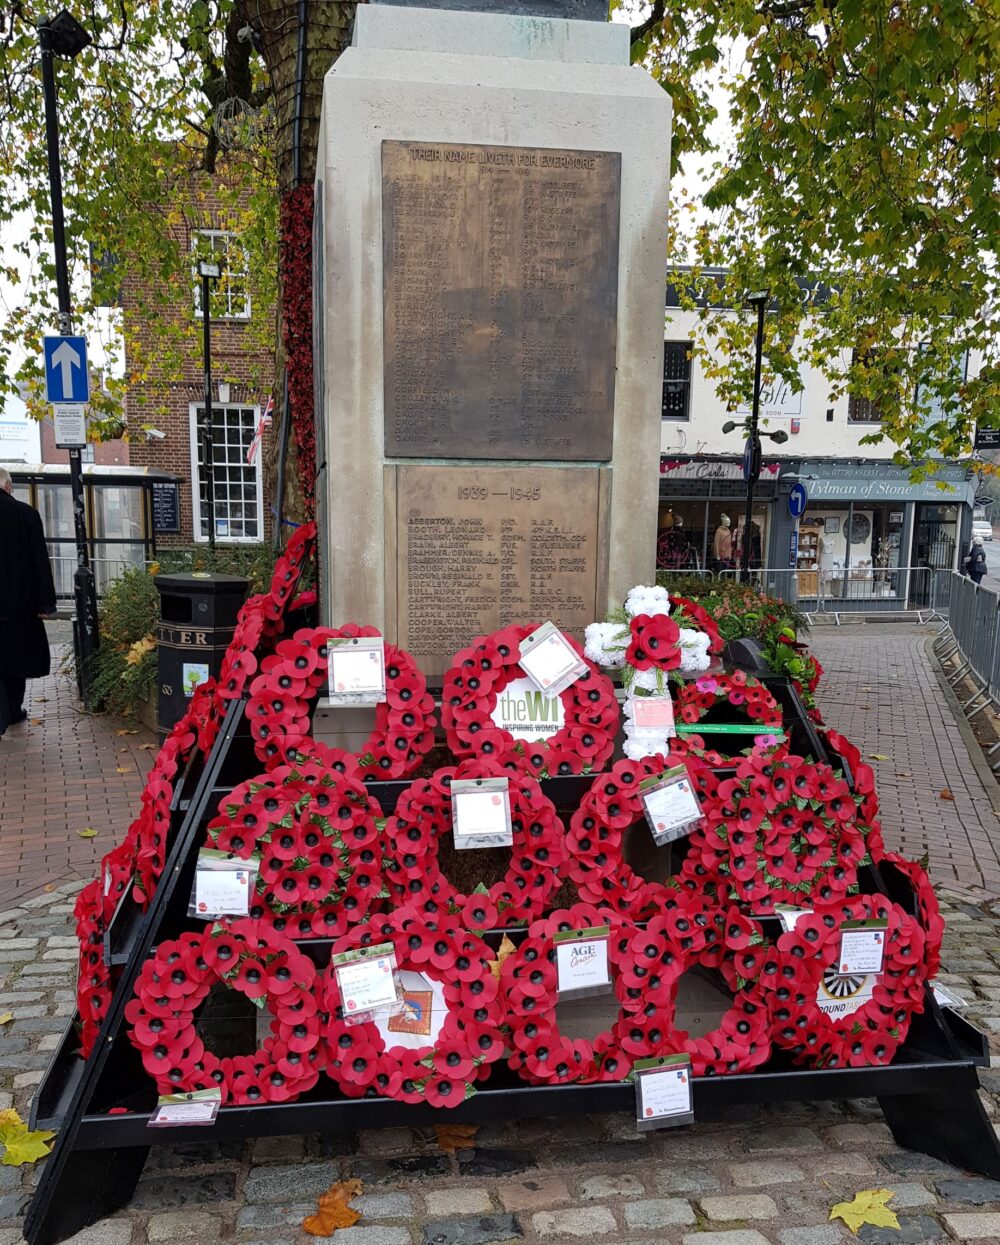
[191,848,256,919]
[148,1087,222,1128]
[627,694,676,732]
[639,765,703,846]
[518,622,587,698]
[333,942,402,1025]
[634,1054,694,1131]
[327,636,386,706]
[451,778,513,851]
[554,925,611,1000]
[838,918,888,976]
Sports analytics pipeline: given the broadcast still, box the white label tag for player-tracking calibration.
[640,770,702,845]
[838,925,886,976]
[518,623,586,697]
[452,779,513,850]
[329,643,386,702]
[149,1089,221,1127]
[555,934,610,997]
[490,676,565,741]
[336,954,399,1017]
[634,1058,693,1130]
[628,696,675,731]
[194,866,251,918]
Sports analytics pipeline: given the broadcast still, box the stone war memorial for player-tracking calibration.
[314,0,672,671]
[21,2,1000,1243]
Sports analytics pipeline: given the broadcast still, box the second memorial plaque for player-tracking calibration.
[382,140,621,461]
[394,465,606,672]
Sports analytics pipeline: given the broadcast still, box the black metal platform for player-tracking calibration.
[22,684,1000,1245]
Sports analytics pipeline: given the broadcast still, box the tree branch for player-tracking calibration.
[630,0,665,47]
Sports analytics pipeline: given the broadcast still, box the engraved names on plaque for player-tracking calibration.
[382,141,621,462]
[396,465,604,669]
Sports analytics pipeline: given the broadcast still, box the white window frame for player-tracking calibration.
[188,402,264,544]
[191,229,251,321]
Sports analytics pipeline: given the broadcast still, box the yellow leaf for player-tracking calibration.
[0,1109,56,1167]
[0,1014,12,1026]
[77,828,98,839]
[302,1178,363,1236]
[140,743,157,751]
[115,729,138,737]
[489,935,517,981]
[830,1189,899,1234]
[434,1123,478,1155]
[868,754,890,761]
[116,767,133,774]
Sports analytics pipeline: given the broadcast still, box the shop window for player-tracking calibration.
[192,230,251,321]
[847,348,906,424]
[662,341,692,420]
[189,404,263,543]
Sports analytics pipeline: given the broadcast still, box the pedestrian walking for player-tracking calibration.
[0,467,57,736]
[965,534,988,586]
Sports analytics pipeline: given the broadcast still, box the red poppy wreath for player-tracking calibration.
[759,893,927,1068]
[675,671,783,734]
[125,920,322,1104]
[319,910,505,1107]
[876,851,945,980]
[502,903,638,1085]
[565,747,720,922]
[679,751,872,915]
[615,895,772,1077]
[246,625,436,779]
[441,625,619,778]
[205,754,385,939]
[384,759,565,928]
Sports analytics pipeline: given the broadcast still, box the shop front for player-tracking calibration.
[795,460,974,611]
[657,456,797,578]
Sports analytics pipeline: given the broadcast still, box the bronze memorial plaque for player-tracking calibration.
[382,140,621,462]
[394,465,607,671]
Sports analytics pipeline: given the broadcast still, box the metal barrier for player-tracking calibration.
[931,573,1000,773]
[50,550,149,601]
[714,565,952,623]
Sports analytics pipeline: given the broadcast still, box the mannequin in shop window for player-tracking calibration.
[658,511,697,571]
[712,514,733,571]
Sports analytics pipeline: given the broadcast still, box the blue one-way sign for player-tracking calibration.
[43,335,89,404]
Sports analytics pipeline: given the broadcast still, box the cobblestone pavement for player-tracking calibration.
[3,625,1000,1244]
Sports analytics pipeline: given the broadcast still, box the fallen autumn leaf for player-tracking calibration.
[829,1188,899,1234]
[434,1122,479,1154]
[302,1178,363,1237]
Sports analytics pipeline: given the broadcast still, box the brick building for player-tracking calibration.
[123,179,276,548]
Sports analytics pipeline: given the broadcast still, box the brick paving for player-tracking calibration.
[0,641,156,911]
[809,624,1000,896]
[3,624,1000,1243]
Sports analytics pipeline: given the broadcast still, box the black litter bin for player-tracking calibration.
[153,572,248,737]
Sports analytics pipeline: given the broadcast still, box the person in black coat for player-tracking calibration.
[0,467,57,736]
[965,535,988,586]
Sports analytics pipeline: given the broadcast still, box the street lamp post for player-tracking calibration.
[198,260,220,551]
[721,290,789,583]
[37,10,100,698]
[740,291,769,581]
